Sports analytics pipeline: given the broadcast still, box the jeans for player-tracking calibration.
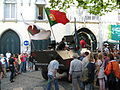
[20,61,26,73]
[9,66,15,81]
[72,72,82,90]
[47,75,59,90]
[85,83,94,90]
[81,81,85,90]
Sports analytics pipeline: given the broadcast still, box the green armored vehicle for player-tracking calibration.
[31,50,74,80]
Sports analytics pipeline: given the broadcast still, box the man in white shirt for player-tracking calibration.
[103,45,109,54]
[47,56,59,90]
[69,53,83,90]
[5,51,11,70]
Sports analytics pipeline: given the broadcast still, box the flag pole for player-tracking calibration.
[74,17,81,54]
[21,13,36,52]
[50,26,56,41]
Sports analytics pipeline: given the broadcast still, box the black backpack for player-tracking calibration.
[108,62,116,83]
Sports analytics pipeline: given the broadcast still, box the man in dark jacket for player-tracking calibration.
[9,55,15,83]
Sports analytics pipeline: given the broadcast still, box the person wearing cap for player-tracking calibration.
[69,53,83,90]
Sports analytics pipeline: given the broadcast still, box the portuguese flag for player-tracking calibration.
[45,8,69,26]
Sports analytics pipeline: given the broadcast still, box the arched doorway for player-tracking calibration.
[0,29,20,55]
[77,28,97,51]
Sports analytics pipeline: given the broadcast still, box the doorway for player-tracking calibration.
[78,28,97,51]
[0,29,20,55]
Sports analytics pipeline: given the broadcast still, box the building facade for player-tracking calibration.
[0,0,119,54]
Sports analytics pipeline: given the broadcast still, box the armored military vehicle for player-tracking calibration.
[31,35,92,80]
[31,50,74,80]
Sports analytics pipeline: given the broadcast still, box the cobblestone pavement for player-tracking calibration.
[1,71,72,90]
[1,70,99,90]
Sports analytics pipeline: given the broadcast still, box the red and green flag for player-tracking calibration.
[45,8,69,26]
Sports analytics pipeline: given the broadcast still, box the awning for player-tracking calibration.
[104,39,120,44]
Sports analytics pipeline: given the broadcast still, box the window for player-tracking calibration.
[36,0,46,20]
[36,0,46,4]
[85,15,99,21]
[4,0,16,20]
[36,5,45,20]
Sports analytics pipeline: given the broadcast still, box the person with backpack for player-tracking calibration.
[83,53,96,90]
[81,52,89,90]
[104,53,120,90]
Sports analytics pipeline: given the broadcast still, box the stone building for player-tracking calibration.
[0,0,119,54]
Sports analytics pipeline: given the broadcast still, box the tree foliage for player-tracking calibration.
[49,0,120,16]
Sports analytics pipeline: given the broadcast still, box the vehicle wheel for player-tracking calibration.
[41,71,48,80]
[35,65,38,71]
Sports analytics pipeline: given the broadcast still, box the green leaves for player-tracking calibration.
[49,0,120,16]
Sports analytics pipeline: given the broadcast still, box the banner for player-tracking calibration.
[30,30,51,40]
[27,24,51,40]
[110,25,120,40]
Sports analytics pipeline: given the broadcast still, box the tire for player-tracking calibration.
[41,71,48,80]
[35,65,38,71]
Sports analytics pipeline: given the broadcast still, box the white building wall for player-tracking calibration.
[0,0,119,53]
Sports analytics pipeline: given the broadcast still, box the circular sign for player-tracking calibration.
[24,40,29,46]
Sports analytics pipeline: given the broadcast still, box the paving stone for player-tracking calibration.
[59,85,65,90]
[13,87,23,90]
[33,87,44,90]
[1,71,76,90]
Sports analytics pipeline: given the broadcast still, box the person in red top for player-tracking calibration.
[80,39,86,48]
[104,53,120,90]
[20,53,27,73]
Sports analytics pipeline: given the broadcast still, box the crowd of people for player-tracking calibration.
[46,48,120,90]
[80,50,120,90]
[0,42,120,90]
[0,51,34,83]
